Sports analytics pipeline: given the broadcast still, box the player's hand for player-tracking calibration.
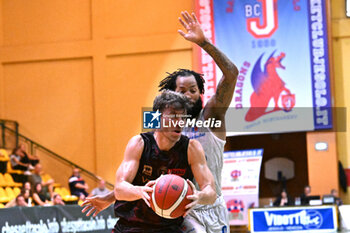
[139,180,156,208]
[184,179,199,217]
[81,195,113,217]
[178,11,207,46]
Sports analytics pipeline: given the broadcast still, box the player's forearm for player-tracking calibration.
[114,181,143,201]
[100,190,116,203]
[197,184,216,205]
[105,190,117,202]
[199,39,238,80]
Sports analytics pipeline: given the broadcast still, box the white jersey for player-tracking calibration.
[182,110,229,233]
[182,109,225,197]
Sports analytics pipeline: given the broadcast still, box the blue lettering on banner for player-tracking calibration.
[250,206,337,232]
[224,149,263,159]
[308,0,332,130]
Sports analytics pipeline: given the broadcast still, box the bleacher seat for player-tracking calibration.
[0,149,9,160]
[54,187,78,202]
[0,188,10,203]
[41,173,60,188]
[13,187,21,196]
[5,187,16,201]
[6,160,24,175]
[0,174,6,187]
[6,162,26,184]
[3,173,22,187]
[60,187,70,196]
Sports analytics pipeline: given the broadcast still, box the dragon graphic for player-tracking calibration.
[245,51,295,122]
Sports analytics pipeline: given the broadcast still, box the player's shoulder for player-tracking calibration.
[187,139,205,164]
[189,138,201,146]
[127,135,145,150]
[188,139,204,152]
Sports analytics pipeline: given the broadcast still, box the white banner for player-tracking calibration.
[222,149,263,225]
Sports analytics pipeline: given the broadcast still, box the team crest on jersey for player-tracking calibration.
[142,165,153,176]
[245,51,295,122]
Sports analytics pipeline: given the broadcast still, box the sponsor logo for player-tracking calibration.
[168,168,186,176]
[264,210,323,229]
[231,170,241,181]
[227,199,245,220]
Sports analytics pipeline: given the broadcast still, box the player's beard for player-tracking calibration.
[188,97,203,119]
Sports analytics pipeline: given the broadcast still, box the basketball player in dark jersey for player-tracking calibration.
[87,91,216,233]
[82,11,237,232]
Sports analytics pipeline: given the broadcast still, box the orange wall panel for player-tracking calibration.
[2,0,91,46]
[105,0,192,39]
[3,59,95,171]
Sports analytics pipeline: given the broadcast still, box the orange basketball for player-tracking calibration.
[150,174,193,219]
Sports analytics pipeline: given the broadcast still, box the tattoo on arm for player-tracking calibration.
[216,81,230,104]
[201,41,238,77]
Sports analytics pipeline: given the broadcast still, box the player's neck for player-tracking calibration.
[153,131,177,151]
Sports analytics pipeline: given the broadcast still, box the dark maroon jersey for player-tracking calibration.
[113,132,194,233]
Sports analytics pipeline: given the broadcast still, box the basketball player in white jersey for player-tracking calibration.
[158,11,238,233]
[82,11,238,233]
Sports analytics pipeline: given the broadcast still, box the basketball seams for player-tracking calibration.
[151,174,191,219]
[160,174,175,218]
[162,179,188,218]
[152,176,164,216]
[152,181,160,216]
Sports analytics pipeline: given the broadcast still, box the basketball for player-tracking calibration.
[150,174,193,219]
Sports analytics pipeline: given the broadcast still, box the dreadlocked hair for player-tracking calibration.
[158,69,205,94]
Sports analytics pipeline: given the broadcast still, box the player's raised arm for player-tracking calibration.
[178,11,238,122]
[114,135,155,207]
[186,139,216,212]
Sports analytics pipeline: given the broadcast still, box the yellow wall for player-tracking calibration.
[0,0,193,186]
[331,0,350,203]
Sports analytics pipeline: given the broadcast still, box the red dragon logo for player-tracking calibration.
[245,51,295,122]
